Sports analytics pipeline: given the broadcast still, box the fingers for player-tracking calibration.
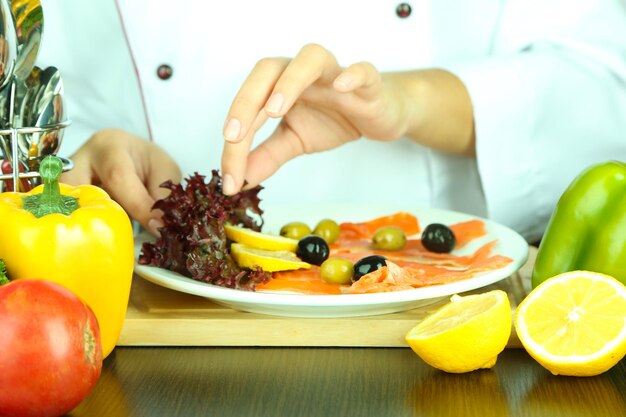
[264,44,340,118]
[62,130,180,236]
[242,122,305,188]
[137,145,182,235]
[92,149,161,235]
[224,44,339,141]
[333,61,382,95]
[221,58,287,195]
[223,57,288,143]
[221,110,268,195]
[146,145,182,201]
[242,102,351,188]
[221,44,341,195]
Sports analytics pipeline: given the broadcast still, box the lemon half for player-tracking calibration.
[405,290,511,373]
[230,243,311,272]
[225,224,299,252]
[515,270,626,376]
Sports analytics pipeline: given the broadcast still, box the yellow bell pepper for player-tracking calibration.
[0,156,134,358]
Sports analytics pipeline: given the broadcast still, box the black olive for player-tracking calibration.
[353,255,387,281]
[296,235,329,266]
[421,223,456,253]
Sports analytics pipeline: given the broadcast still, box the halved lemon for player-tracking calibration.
[225,224,298,252]
[405,290,511,373]
[515,270,626,376]
[230,243,311,272]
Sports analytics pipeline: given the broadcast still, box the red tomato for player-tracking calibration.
[0,280,103,417]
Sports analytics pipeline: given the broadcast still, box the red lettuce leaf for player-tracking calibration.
[138,170,270,290]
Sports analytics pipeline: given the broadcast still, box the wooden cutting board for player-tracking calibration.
[118,248,536,348]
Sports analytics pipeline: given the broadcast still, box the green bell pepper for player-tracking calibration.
[532,161,626,288]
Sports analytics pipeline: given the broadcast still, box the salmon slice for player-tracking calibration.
[450,220,487,248]
[339,212,420,240]
[256,267,343,295]
[332,219,488,262]
[390,240,498,267]
[346,250,513,294]
[394,242,512,285]
[330,239,494,268]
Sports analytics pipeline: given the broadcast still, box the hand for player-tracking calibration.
[220,43,411,195]
[221,44,476,196]
[61,129,181,235]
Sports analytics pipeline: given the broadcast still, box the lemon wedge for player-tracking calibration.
[230,243,311,272]
[225,224,298,252]
[515,270,626,376]
[405,290,511,373]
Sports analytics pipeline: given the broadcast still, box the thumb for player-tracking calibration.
[242,122,305,188]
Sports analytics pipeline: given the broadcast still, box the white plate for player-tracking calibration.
[133,204,529,317]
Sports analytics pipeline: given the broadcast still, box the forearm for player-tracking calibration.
[385,69,475,156]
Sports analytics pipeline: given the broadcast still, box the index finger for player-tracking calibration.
[262,43,341,118]
[224,57,289,144]
[221,58,288,195]
[221,109,268,195]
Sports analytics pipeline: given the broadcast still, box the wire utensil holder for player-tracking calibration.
[0,0,70,191]
[0,79,71,191]
[0,123,72,185]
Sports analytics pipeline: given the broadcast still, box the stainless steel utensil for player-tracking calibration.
[14,65,65,179]
[1,0,43,162]
[0,0,17,90]
[0,0,42,156]
[0,0,17,132]
[9,0,42,82]
[0,86,11,156]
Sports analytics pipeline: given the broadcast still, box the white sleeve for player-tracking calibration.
[448,0,626,241]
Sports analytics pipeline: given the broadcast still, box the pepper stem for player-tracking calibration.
[22,156,79,218]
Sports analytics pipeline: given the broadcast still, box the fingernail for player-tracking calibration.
[334,74,353,90]
[224,118,241,142]
[265,93,284,114]
[148,218,164,236]
[223,173,236,195]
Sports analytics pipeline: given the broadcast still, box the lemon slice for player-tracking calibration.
[514,270,626,376]
[230,243,311,272]
[405,290,511,373]
[225,224,298,252]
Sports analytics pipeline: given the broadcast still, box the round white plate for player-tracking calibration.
[133,204,529,317]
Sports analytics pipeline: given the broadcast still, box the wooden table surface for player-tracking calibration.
[71,346,626,417]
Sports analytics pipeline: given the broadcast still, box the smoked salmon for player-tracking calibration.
[256,213,513,295]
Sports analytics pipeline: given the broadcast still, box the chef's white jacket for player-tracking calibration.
[37,0,626,241]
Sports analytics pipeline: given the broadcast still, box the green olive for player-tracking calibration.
[313,219,340,244]
[320,257,354,285]
[280,222,311,240]
[372,226,407,251]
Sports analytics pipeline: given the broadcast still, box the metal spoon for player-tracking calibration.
[0,0,17,138]
[16,66,66,172]
[0,0,17,91]
[0,0,39,187]
[1,0,43,163]
[9,0,42,82]
[9,0,44,131]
